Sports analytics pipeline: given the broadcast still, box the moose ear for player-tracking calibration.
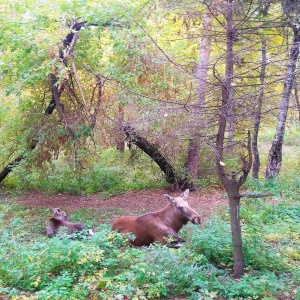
[164,194,175,204]
[180,189,189,200]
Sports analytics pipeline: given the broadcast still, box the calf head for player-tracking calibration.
[50,207,70,221]
[164,189,201,225]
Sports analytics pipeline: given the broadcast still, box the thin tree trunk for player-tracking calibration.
[294,81,300,125]
[116,105,125,152]
[266,25,300,179]
[228,192,244,279]
[186,10,213,181]
[252,38,267,179]
[226,91,236,144]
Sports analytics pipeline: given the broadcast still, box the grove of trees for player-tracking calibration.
[1,0,300,281]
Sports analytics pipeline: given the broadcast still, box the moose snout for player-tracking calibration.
[191,216,201,225]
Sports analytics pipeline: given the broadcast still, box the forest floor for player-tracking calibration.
[1,187,228,222]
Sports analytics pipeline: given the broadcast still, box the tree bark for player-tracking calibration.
[266,25,300,179]
[294,81,300,125]
[252,38,267,179]
[124,126,178,184]
[186,10,213,181]
[228,192,244,279]
[116,105,125,152]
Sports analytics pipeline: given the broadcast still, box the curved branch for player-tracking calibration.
[124,126,178,184]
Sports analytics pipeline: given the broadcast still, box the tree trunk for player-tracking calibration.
[266,25,300,179]
[0,156,27,182]
[228,191,244,279]
[252,38,267,179]
[294,81,300,125]
[116,105,125,152]
[226,92,236,144]
[186,10,213,181]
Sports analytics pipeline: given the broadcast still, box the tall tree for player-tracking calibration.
[214,0,253,279]
[186,9,214,182]
[0,21,86,182]
[266,24,300,179]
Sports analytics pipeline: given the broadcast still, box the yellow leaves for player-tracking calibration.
[12,296,38,300]
[284,248,300,261]
[77,249,104,265]
[264,233,286,242]
[78,256,88,264]
[30,276,41,288]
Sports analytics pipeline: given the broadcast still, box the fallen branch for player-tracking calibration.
[241,193,272,198]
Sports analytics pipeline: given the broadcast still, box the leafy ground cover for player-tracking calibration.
[0,180,299,300]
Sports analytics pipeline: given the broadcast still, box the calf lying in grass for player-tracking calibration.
[46,207,86,237]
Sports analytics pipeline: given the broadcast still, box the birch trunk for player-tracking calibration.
[266,26,300,179]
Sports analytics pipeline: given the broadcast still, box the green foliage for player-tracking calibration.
[260,127,300,147]
[4,148,166,195]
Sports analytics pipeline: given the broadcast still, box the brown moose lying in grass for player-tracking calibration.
[46,208,86,237]
[112,189,201,248]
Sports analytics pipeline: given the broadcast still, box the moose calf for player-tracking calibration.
[112,189,201,247]
[46,207,85,237]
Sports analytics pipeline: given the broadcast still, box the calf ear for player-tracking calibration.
[164,194,175,204]
[180,189,189,200]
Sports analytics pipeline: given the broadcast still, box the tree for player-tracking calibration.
[0,20,87,182]
[186,8,214,183]
[266,24,300,179]
[213,0,253,279]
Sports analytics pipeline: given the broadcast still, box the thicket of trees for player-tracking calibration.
[1,0,300,278]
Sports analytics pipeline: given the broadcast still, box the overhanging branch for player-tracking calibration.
[124,126,179,184]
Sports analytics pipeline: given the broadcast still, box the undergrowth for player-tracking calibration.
[0,176,299,299]
[3,148,167,196]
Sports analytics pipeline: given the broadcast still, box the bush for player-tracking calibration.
[4,148,167,195]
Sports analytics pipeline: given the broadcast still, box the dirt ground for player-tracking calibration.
[1,187,228,222]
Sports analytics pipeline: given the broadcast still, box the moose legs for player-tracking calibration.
[155,226,184,248]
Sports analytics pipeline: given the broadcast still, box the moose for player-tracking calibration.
[46,207,85,237]
[112,189,201,247]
